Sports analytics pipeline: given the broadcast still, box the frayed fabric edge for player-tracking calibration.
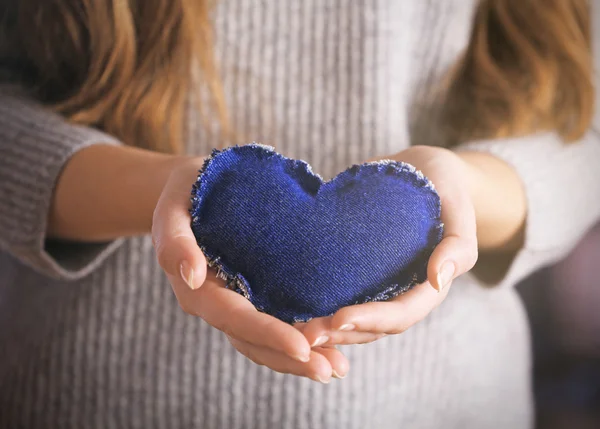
[190,144,439,215]
[188,143,444,324]
[199,244,254,301]
[196,236,436,325]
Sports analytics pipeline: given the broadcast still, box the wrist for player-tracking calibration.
[456,151,527,252]
[137,153,206,234]
[49,144,204,241]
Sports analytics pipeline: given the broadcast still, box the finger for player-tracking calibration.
[296,318,382,347]
[325,331,385,346]
[312,346,350,379]
[152,189,206,290]
[229,337,333,383]
[185,274,312,361]
[329,280,450,334]
[428,186,478,292]
[294,317,332,347]
[296,318,384,347]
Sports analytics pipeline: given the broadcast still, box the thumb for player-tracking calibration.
[427,190,478,292]
[152,193,207,290]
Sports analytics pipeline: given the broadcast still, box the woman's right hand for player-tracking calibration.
[151,157,349,383]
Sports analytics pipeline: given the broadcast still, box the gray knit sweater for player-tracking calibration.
[1,1,599,428]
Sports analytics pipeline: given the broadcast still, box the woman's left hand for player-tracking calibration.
[296,145,479,348]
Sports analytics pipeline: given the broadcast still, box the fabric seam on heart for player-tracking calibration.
[189,143,444,322]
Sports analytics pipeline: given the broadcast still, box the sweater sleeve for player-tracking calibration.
[0,86,125,280]
[452,9,600,289]
[453,129,600,289]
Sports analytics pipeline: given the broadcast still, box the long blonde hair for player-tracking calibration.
[442,0,593,144]
[1,0,594,152]
[1,0,228,153]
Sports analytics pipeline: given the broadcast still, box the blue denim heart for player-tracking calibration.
[190,144,443,324]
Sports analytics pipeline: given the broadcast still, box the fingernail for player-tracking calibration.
[295,354,310,363]
[180,261,199,290]
[332,370,346,379]
[338,324,355,332]
[436,261,455,292]
[314,374,331,384]
[312,336,329,347]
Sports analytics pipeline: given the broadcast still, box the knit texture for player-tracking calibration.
[1,1,599,428]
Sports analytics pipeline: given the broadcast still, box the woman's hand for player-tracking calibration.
[297,146,479,347]
[151,157,349,383]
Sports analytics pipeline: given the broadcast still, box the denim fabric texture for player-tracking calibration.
[190,144,443,323]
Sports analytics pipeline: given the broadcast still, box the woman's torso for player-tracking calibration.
[0,1,533,428]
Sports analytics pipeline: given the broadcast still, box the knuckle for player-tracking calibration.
[386,314,411,335]
[177,300,198,316]
[467,244,479,268]
[216,320,235,339]
[332,309,354,327]
[244,347,264,367]
[387,326,405,335]
[471,250,479,267]
[371,319,390,334]
[151,217,163,246]
[153,240,169,270]
[358,333,386,344]
[151,200,164,227]
[261,318,282,339]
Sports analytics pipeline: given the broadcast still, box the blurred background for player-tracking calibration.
[517,221,600,429]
